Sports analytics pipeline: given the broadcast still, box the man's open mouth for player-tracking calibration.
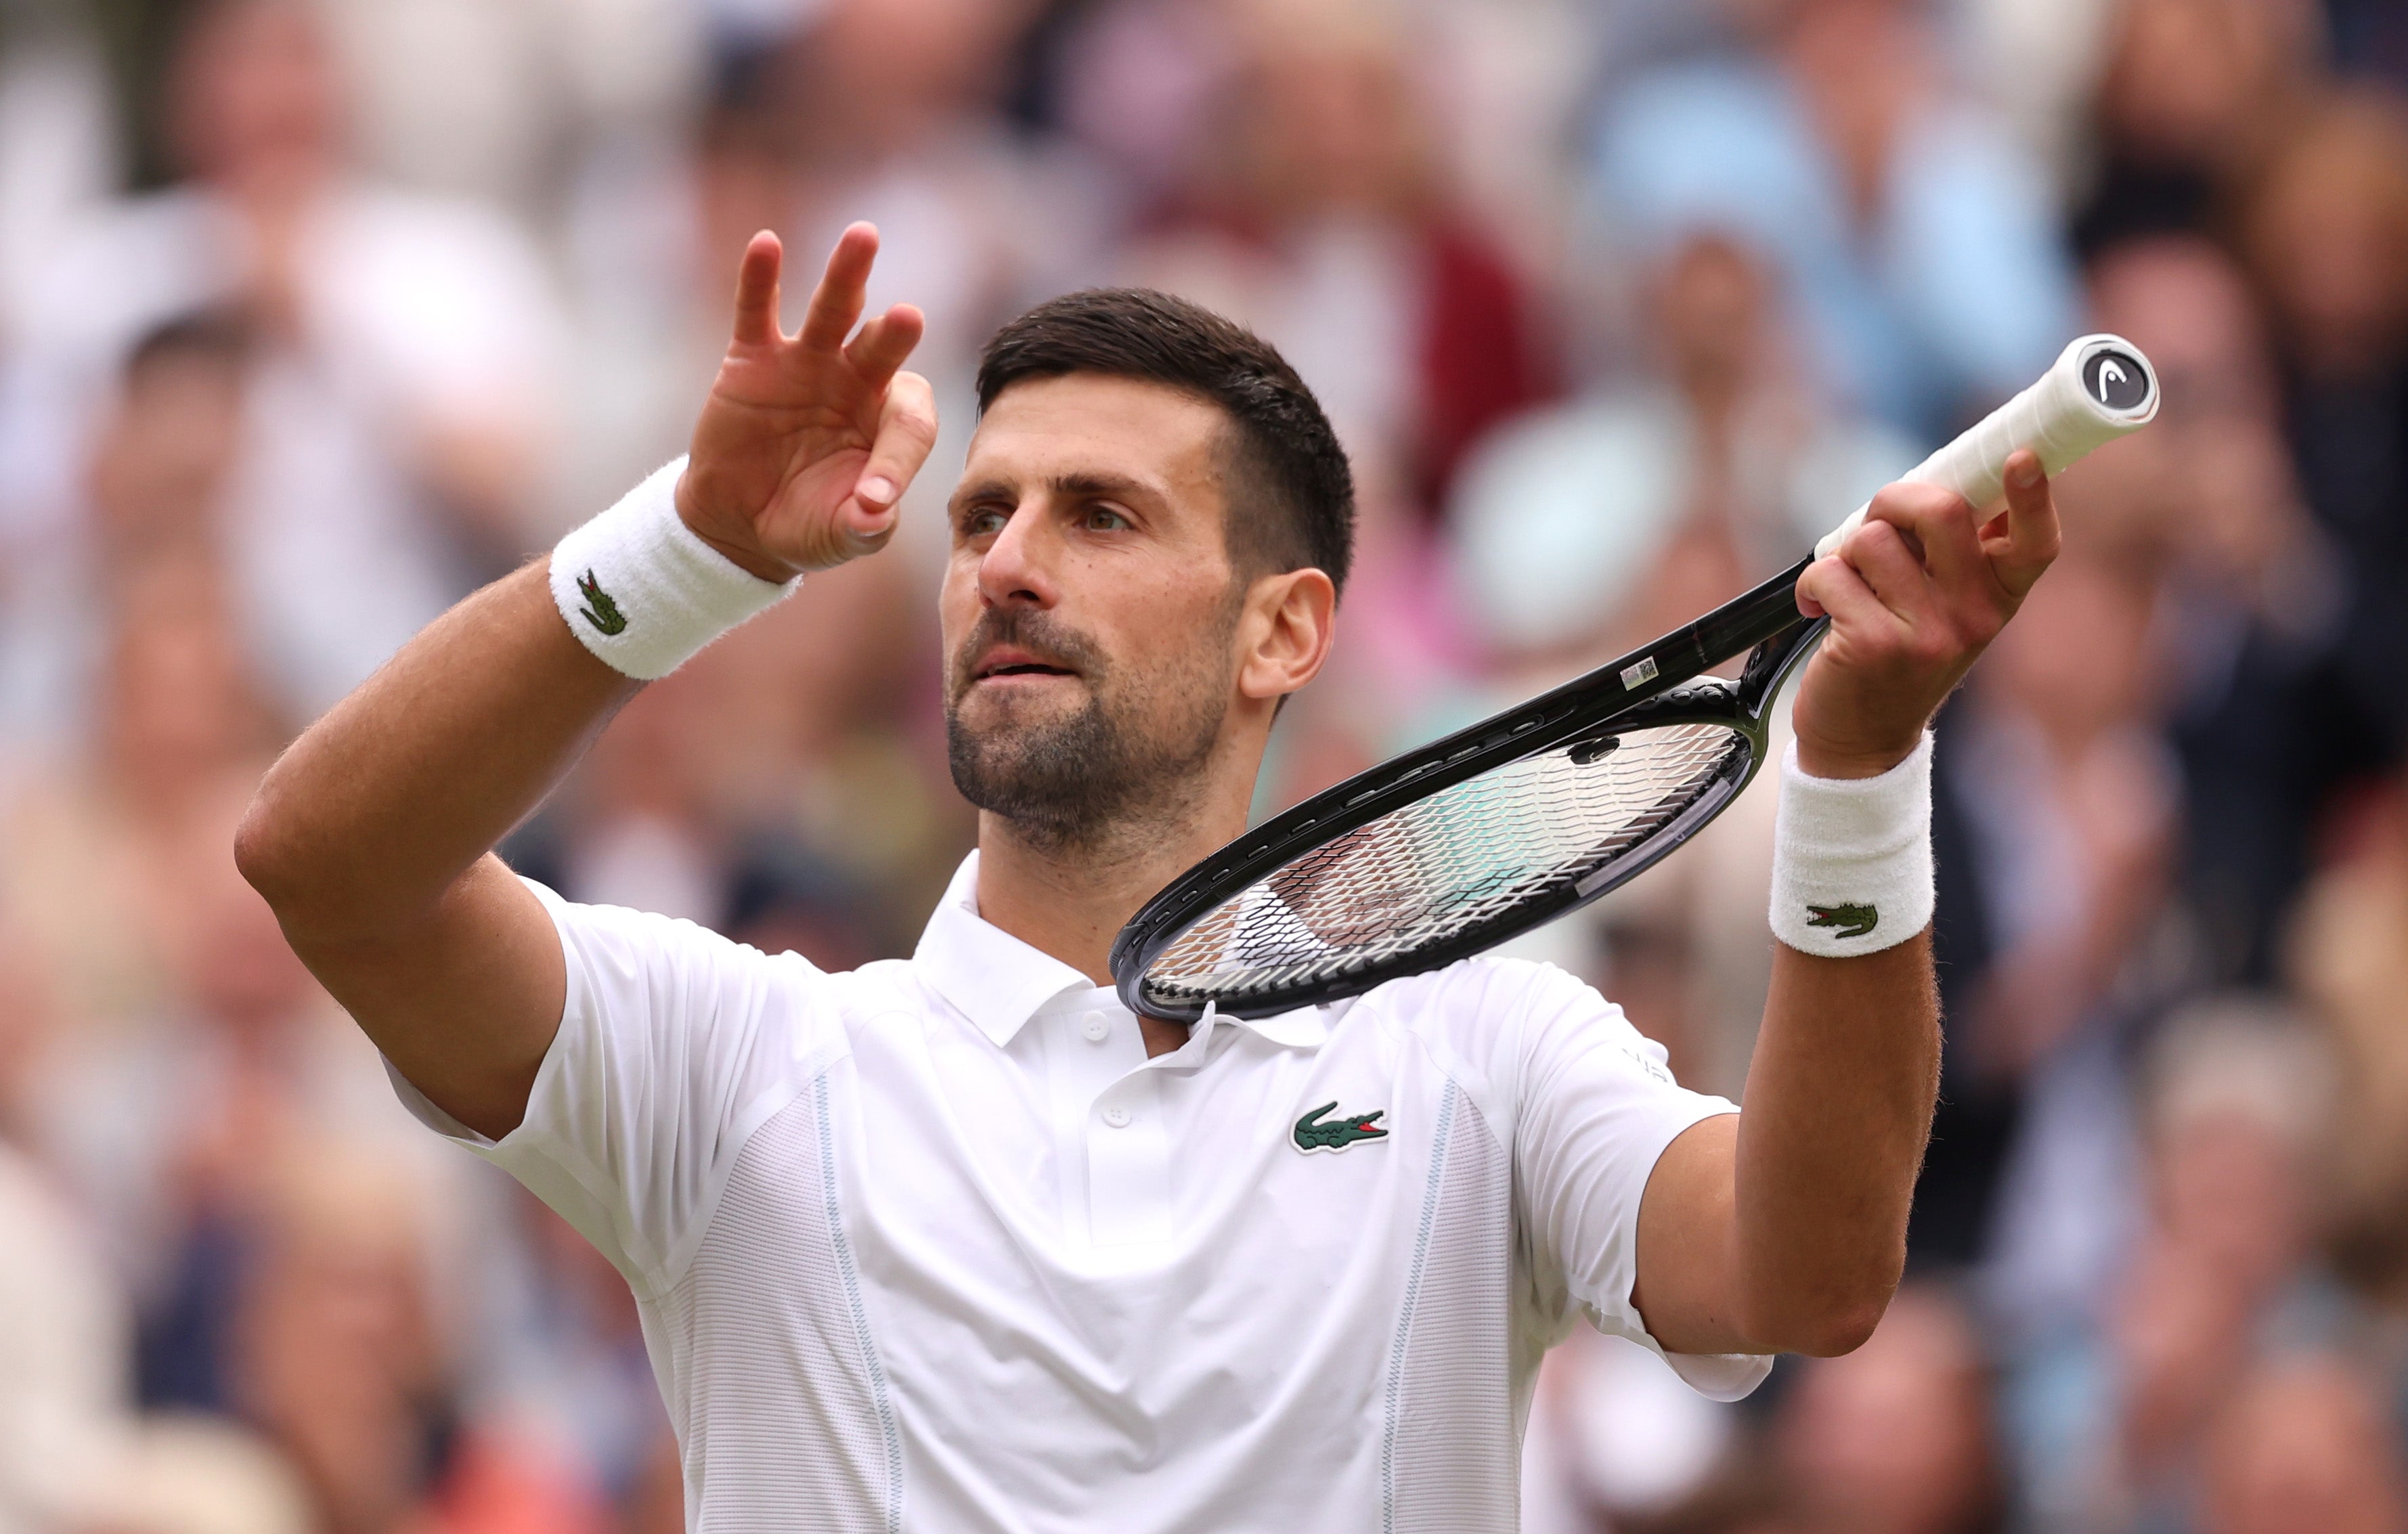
[971,645,1080,683]
[978,663,1075,679]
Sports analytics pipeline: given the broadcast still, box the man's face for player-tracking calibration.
[942,374,1250,851]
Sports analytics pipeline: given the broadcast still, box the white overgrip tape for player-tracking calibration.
[548,456,800,680]
[1768,732,1935,957]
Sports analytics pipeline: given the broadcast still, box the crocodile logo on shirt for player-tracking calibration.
[1805,902,1879,940]
[1294,1101,1388,1154]
[575,570,629,636]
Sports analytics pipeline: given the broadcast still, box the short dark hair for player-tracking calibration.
[976,289,1356,600]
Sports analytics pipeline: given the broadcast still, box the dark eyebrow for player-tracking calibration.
[1048,470,1160,504]
[948,478,1014,515]
[948,469,1170,518]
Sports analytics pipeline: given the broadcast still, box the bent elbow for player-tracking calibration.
[1784,1300,1890,1358]
[234,772,339,928]
[233,787,300,910]
[1738,1282,1896,1358]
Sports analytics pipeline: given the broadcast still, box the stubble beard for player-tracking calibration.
[945,607,1236,858]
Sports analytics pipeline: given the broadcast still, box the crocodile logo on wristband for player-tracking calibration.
[575,570,629,636]
[1805,902,1878,940]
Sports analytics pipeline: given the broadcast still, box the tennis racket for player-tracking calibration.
[1110,334,2161,1022]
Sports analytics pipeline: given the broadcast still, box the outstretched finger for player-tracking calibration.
[798,222,880,352]
[845,303,927,391]
[1986,450,2061,600]
[730,232,784,347]
[846,371,941,540]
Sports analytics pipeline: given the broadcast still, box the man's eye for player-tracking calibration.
[965,508,1009,537]
[1085,507,1131,531]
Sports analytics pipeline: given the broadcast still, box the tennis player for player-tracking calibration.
[238,224,2058,1531]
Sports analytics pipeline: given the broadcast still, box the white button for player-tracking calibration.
[1082,1011,1110,1043]
[1101,1105,1132,1128]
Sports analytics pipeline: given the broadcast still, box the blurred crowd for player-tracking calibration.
[0,0,2402,1530]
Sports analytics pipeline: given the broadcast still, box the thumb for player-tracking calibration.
[840,370,940,555]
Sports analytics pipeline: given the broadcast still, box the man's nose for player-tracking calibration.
[976,504,1059,610]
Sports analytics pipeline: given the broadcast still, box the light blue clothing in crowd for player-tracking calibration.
[1591,61,2082,443]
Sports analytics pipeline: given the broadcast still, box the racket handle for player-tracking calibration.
[1812,334,2160,561]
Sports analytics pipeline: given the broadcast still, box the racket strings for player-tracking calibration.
[1142,722,1747,1007]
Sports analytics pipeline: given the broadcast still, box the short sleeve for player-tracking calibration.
[1504,962,1772,1401]
[383,878,834,1297]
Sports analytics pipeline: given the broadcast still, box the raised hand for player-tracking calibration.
[676,224,940,580]
[1791,447,2061,778]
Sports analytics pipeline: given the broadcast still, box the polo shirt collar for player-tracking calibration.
[913,852,1334,1052]
[913,852,1091,1047]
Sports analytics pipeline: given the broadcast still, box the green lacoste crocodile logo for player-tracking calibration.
[575,570,628,636]
[1805,902,1879,940]
[1294,1101,1388,1154]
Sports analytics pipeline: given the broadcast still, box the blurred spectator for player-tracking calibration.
[1919,554,2173,1288]
[2073,0,2324,255]
[2323,0,2408,88]
[89,1414,314,1534]
[0,555,276,1036]
[229,1145,598,1534]
[1451,232,1914,681]
[2002,999,2340,1528]
[1591,0,2082,443]
[510,653,915,963]
[2199,1355,2408,1534]
[1772,1285,2003,1534]
[6,0,567,726]
[473,1193,680,1534]
[1950,0,2124,195]
[2241,91,2408,766]
[0,1036,130,1531]
[85,1406,313,1531]
[565,0,1096,501]
[0,309,253,764]
[2290,768,2408,1306]
[0,12,115,336]
[315,0,704,214]
[30,812,478,1438]
[0,917,313,1534]
[1112,0,1555,514]
[2078,234,2353,984]
[766,0,1104,487]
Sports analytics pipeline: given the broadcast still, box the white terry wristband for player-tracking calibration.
[548,456,799,680]
[1768,732,1935,957]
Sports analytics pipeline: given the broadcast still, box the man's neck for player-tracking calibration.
[976,811,1241,1058]
[973,813,1231,989]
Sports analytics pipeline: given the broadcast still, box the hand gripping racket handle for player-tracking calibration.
[1812,334,2160,561]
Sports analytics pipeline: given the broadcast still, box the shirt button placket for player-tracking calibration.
[1101,1105,1132,1128]
[1082,1011,1110,1043]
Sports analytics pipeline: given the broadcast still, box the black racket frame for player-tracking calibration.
[1110,558,1829,1022]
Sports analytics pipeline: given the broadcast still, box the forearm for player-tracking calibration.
[1731,936,1938,1353]
[1634,735,1944,1359]
[237,561,635,940]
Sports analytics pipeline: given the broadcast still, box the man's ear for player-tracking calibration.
[1235,567,1337,706]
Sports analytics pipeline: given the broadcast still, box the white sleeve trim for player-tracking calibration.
[1592,1100,1776,1400]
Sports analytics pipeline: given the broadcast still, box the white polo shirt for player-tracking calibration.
[389,853,1770,1533]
